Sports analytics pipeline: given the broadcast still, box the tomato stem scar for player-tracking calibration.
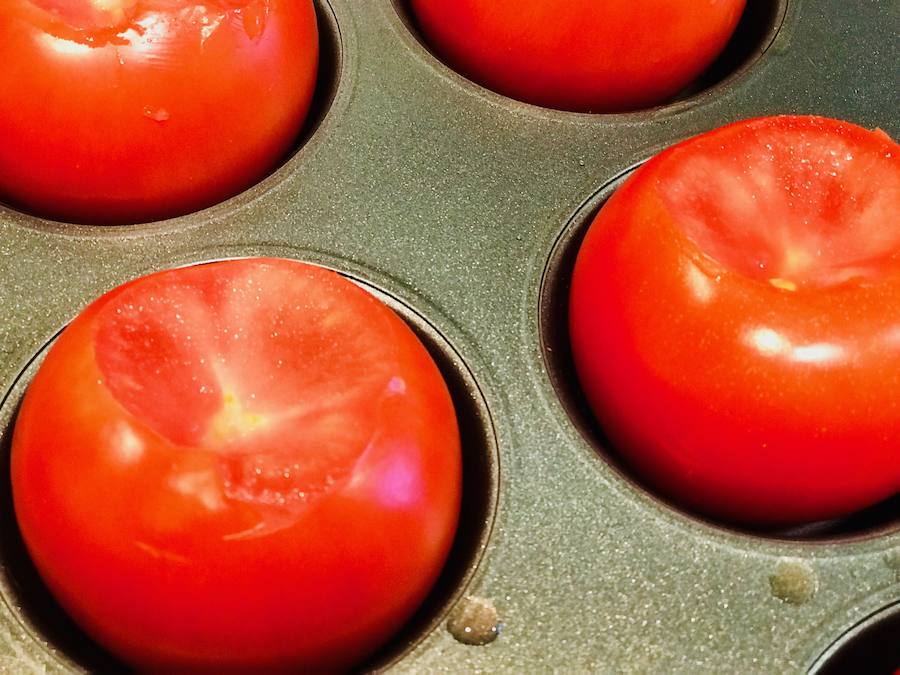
[206,391,269,444]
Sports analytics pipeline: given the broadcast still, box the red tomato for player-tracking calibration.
[0,1,318,225]
[569,116,900,525]
[11,258,462,671]
[408,0,746,112]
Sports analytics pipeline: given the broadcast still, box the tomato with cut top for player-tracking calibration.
[0,0,318,225]
[11,258,462,671]
[569,116,900,525]
[408,0,746,112]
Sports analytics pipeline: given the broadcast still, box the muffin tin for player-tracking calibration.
[1,0,898,671]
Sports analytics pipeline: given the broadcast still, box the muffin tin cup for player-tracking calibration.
[0,252,500,672]
[1,0,898,671]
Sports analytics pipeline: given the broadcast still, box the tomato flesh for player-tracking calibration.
[659,121,900,288]
[409,0,746,112]
[569,116,900,525]
[12,259,462,671]
[0,0,318,225]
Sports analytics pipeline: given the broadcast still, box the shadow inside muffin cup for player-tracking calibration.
[539,170,900,543]
[809,601,900,674]
[0,276,498,673]
[674,0,787,102]
[288,0,343,160]
[392,0,787,114]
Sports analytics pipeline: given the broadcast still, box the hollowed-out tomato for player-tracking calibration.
[0,1,318,225]
[569,116,900,525]
[11,258,462,671]
[408,0,746,113]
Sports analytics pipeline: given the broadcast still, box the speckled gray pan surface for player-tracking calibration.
[1,0,899,672]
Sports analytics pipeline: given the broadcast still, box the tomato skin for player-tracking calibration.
[408,0,746,112]
[0,1,318,225]
[569,116,900,525]
[11,259,462,671]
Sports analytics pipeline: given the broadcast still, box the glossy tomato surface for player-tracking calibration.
[569,116,900,525]
[12,258,462,671]
[0,1,318,225]
[408,0,746,112]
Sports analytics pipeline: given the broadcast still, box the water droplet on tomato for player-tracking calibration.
[143,107,170,122]
[241,0,270,40]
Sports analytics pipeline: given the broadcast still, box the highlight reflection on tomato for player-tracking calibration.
[0,1,318,225]
[569,116,900,525]
[408,0,746,112]
[12,258,462,671]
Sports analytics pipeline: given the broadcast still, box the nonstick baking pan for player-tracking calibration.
[1,0,898,672]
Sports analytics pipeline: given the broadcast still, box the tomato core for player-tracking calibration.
[408,0,746,112]
[570,115,900,525]
[659,120,900,289]
[12,259,463,670]
[2,0,318,224]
